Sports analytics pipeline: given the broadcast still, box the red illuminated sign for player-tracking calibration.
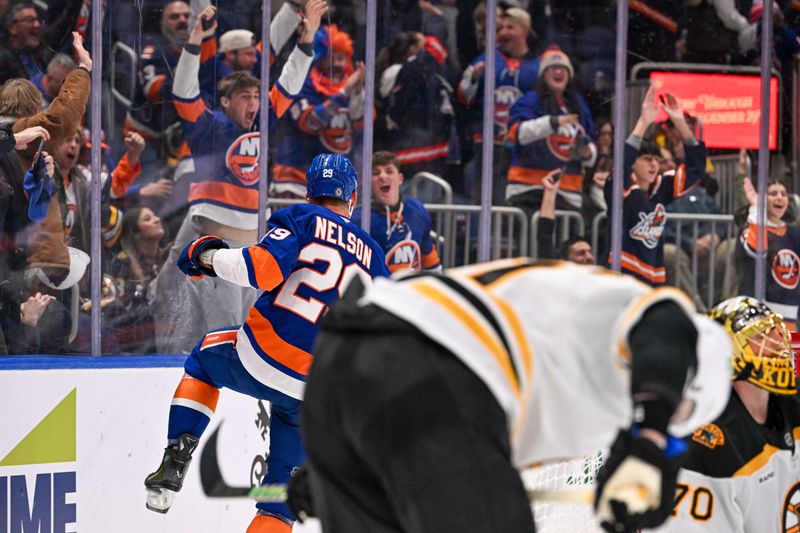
[649,72,779,150]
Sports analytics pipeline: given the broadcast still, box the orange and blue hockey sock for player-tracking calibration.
[166,375,220,445]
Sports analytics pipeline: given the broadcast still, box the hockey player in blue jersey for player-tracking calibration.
[352,151,441,273]
[150,1,327,355]
[144,154,389,533]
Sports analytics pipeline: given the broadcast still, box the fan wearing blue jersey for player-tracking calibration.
[144,154,389,533]
[457,7,540,203]
[604,87,705,286]
[352,151,441,273]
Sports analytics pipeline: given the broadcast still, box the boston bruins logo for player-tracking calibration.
[783,481,800,532]
[691,423,725,449]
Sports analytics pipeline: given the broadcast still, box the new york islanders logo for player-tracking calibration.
[63,203,79,236]
[494,85,523,137]
[385,240,422,273]
[320,110,353,154]
[691,424,725,449]
[547,122,585,162]
[772,249,800,289]
[225,132,260,186]
[629,204,667,249]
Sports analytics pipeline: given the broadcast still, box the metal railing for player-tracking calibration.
[710,153,750,215]
[410,172,453,205]
[530,210,586,260]
[271,195,744,309]
[591,211,737,310]
[424,204,528,268]
[270,198,527,268]
[665,213,738,310]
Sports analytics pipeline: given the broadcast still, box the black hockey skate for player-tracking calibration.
[144,433,199,513]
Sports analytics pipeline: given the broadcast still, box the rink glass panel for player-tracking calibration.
[1,0,786,356]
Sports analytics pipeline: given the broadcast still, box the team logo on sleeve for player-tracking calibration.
[783,482,800,532]
[772,249,800,289]
[226,132,261,185]
[691,423,725,449]
[629,204,667,249]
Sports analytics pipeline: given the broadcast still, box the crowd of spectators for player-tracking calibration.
[0,0,798,355]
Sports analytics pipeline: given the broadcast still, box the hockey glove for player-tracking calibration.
[177,235,229,278]
[594,427,687,533]
[286,465,315,522]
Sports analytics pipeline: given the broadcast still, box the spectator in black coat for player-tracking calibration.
[0,122,57,354]
[384,35,456,182]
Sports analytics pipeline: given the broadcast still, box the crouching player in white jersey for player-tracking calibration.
[143,154,389,533]
[650,296,799,533]
[293,260,734,532]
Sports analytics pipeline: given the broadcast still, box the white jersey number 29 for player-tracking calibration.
[274,243,370,323]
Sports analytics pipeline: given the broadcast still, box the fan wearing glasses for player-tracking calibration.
[0,1,84,84]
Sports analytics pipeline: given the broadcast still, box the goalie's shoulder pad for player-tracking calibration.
[683,394,795,478]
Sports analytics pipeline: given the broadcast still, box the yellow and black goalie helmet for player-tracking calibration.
[708,296,796,395]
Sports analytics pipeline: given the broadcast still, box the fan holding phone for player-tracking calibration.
[506,46,598,213]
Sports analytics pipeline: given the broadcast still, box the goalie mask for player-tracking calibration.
[708,296,796,395]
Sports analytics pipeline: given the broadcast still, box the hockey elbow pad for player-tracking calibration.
[594,427,687,533]
[177,235,229,278]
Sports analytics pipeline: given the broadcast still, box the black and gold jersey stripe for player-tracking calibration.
[687,393,800,478]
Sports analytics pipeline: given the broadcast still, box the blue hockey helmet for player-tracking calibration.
[306,153,358,202]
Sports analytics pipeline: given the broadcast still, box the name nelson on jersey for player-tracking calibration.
[313,215,373,269]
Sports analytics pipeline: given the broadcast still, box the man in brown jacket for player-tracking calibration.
[0,31,92,287]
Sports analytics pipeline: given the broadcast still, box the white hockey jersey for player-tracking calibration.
[361,258,733,468]
[651,393,800,533]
